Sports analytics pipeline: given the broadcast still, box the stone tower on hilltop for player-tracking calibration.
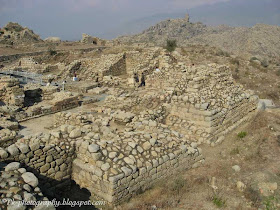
[185,13,190,22]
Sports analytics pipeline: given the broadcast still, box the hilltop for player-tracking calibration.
[116,14,280,59]
[0,22,42,45]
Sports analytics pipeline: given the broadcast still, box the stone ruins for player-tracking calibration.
[0,46,259,208]
[81,34,107,46]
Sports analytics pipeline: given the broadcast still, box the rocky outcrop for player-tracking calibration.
[0,22,42,44]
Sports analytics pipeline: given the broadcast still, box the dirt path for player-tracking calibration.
[19,114,55,136]
[18,106,86,137]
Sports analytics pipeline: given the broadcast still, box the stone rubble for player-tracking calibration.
[0,162,55,210]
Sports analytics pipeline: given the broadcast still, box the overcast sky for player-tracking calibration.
[0,0,279,40]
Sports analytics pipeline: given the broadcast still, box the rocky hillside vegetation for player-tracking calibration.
[116,14,280,59]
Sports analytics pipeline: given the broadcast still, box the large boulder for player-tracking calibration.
[21,172,39,188]
[5,162,20,171]
[258,99,275,110]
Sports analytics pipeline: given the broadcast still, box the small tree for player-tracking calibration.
[165,39,177,52]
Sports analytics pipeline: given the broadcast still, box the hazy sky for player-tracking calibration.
[0,0,279,40]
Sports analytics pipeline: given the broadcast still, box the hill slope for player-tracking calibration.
[116,16,280,59]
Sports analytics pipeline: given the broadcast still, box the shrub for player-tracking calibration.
[199,49,206,54]
[48,46,57,56]
[212,194,226,208]
[223,51,230,57]
[263,196,278,210]
[261,60,269,68]
[216,50,230,57]
[238,131,247,139]
[230,58,240,66]
[169,176,185,195]
[244,186,262,207]
[250,57,258,62]
[14,27,23,32]
[230,147,240,155]
[165,40,177,52]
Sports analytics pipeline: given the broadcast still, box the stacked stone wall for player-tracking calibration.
[168,96,257,144]
[51,111,204,203]
[72,145,203,203]
[103,54,126,76]
[0,138,75,197]
[67,53,127,81]
[0,76,24,107]
[125,49,159,75]
[145,57,258,144]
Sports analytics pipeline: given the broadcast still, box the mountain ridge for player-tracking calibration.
[115,16,280,59]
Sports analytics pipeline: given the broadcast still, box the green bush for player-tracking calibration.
[263,196,278,210]
[238,131,247,139]
[212,194,226,208]
[165,40,177,52]
[250,57,258,62]
[48,46,57,56]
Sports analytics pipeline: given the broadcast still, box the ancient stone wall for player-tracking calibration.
[0,82,80,121]
[146,56,258,145]
[20,92,80,121]
[125,48,160,79]
[61,53,127,81]
[102,54,126,76]
[51,111,204,203]
[18,57,47,72]
[0,133,75,198]
[167,96,257,145]
[0,128,17,147]
[72,143,203,203]
[81,33,106,46]
[54,112,91,127]
[0,76,24,107]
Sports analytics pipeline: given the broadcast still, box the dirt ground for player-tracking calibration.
[116,109,280,210]
[0,43,105,56]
